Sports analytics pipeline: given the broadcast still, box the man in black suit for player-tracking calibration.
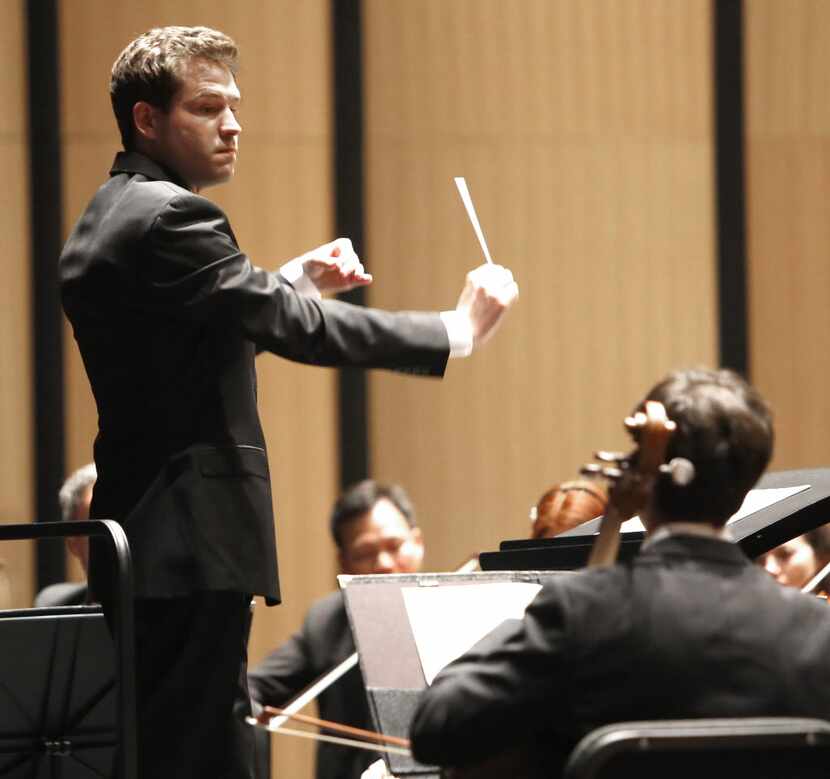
[249,480,424,779]
[409,369,830,777]
[59,26,518,779]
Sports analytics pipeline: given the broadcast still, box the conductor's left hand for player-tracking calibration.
[299,238,373,295]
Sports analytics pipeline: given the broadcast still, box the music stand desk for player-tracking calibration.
[481,468,830,572]
[0,520,135,779]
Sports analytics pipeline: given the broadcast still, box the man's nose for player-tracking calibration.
[221,108,241,136]
[373,551,396,574]
[763,556,780,577]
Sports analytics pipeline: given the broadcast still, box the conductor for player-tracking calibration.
[59,25,518,779]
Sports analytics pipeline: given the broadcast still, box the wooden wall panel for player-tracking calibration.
[59,3,336,775]
[746,1,830,470]
[0,0,34,609]
[364,0,717,569]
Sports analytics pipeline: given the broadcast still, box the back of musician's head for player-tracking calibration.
[642,368,773,526]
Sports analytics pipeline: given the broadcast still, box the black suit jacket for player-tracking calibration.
[410,535,830,773]
[60,152,450,602]
[248,591,371,779]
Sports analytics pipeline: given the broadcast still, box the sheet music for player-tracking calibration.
[402,581,542,684]
[618,484,811,533]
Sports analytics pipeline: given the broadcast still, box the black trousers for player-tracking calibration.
[106,591,255,779]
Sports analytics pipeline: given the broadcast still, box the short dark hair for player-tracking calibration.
[642,368,773,525]
[330,480,415,548]
[110,26,239,149]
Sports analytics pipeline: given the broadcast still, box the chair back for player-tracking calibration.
[563,717,830,779]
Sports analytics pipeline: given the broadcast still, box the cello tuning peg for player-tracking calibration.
[600,466,624,480]
[659,457,696,486]
[595,450,626,463]
[624,411,648,431]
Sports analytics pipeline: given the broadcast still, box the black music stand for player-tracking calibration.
[0,521,135,779]
[481,468,830,572]
[341,570,566,778]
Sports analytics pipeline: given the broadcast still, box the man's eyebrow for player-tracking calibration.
[191,88,241,102]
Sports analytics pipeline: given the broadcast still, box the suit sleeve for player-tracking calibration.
[248,615,318,707]
[409,582,573,767]
[144,193,450,376]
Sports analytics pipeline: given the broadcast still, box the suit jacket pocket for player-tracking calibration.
[198,445,270,480]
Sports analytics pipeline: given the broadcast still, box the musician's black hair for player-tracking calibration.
[641,368,774,526]
[330,479,416,548]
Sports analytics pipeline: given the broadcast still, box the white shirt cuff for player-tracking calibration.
[279,258,321,299]
[440,310,474,358]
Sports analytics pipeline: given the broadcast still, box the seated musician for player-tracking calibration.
[406,368,830,776]
[248,479,424,779]
[34,462,96,607]
[758,524,830,592]
[529,479,607,539]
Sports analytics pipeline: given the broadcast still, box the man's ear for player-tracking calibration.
[132,101,161,142]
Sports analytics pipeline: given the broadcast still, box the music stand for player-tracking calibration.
[341,570,567,778]
[0,521,135,779]
[0,606,116,778]
[481,468,830,571]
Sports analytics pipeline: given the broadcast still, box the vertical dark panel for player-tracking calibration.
[714,0,748,375]
[332,0,369,488]
[26,0,65,586]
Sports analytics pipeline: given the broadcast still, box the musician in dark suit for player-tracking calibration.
[59,26,517,779]
[249,480,424,779]
[409,369,830,777]
[34,462,96,608]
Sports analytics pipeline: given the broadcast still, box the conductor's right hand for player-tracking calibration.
[455,264,519,349]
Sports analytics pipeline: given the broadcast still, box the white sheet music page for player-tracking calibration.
[402,582,542,685]
[617,484,811,533]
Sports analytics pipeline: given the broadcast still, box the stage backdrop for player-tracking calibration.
[746,0,830,471]
[364,0,718,572]
[0,0,34,610]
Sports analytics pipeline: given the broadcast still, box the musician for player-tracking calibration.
[34,463,96,607]
[759,525,830,591]
[409,369,830,776]
[58,25,517,779]
[249,480,423,779]
[529,479,607,539]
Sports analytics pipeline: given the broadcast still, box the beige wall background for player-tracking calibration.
[3,0,828,776]
[0,0,34,610]
[364,0,717,570]
[745,0,830,471]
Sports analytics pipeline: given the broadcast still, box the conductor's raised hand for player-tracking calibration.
[455,264,519,348]
[299,238,373,295]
